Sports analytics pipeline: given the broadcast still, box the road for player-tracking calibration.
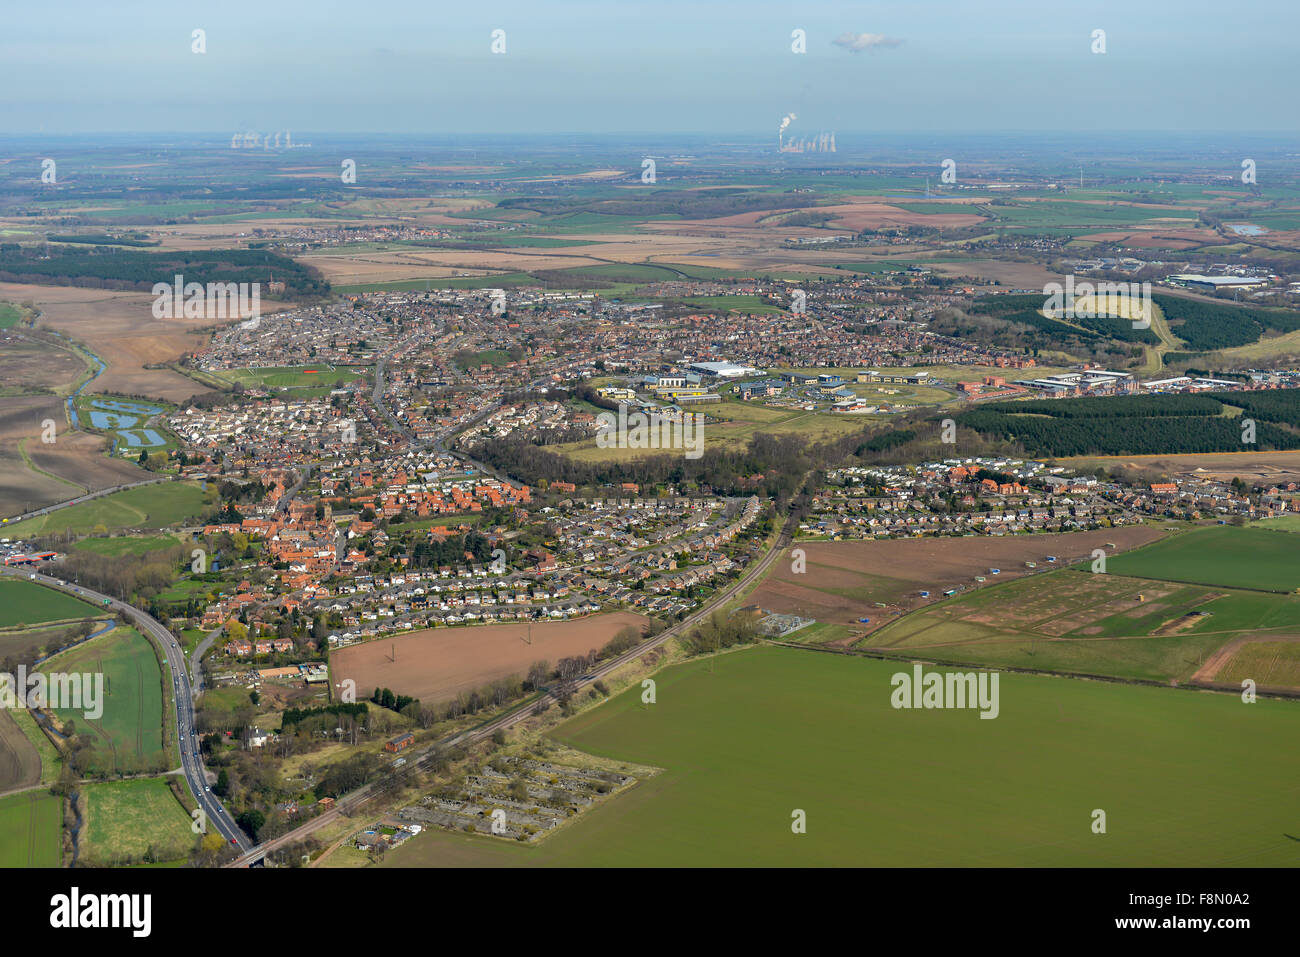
[373,348,521,486]
[277,464,310,515]
[229,518,791,866]
[1,565,252,853]
[1,476,172,527]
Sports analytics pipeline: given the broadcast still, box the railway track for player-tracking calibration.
[230,519,792,866]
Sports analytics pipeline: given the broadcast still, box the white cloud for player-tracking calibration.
[832,32,903,53]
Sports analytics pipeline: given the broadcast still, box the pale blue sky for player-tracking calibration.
[2,0,1296,133]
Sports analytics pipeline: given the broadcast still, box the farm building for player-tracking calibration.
[385,732,415,753]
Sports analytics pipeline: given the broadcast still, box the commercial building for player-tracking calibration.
[688,361,759,379]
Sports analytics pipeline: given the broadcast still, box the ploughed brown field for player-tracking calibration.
[1063,450,1300,484]
[330,612,650,704]
[0,282,295,402]
[927,259,1065,289]
[0,711,41,793]
[0,393,148,516]
[0,330,85,392]
[748,527,1167,641]
[1077,228,1220,250]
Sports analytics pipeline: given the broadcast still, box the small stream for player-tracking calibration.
[68,789,83,867]
[32,619,115,667]
[49,331,106,429]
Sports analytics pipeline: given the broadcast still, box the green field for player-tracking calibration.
[865,568,1300,683]
[1257,515,1300,535]
[10,707,61,786]
[991,200,1197,229]
[153,578,223,605]
[333,273,535,293]
[1105,525,1300,593]
[1,481,209,537]
[456,350,511,368]
[677,294,782,314]
[0,303,25,329]
[385,646,1300,866]
[550,400,868,461]
[79,779,194,866]
[0,790,62,867]
[179,626,207,658]
[0,579,99,627]
[210,365,368,390]
[540,263,685,283]
[40,627,165,773]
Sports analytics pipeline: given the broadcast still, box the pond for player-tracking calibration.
[84,398,167,449]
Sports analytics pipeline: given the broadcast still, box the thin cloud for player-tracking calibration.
[832,32,903,53]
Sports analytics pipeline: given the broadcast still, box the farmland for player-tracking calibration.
[1104,524,1300,592]
[386,645,1300,866]
[864,569,1300,684]
[78,779,194,866]
[0,330,85,393]
[746,527,1167,641]
[0,709,42,792]
[0,578,100,627]
[854,524,1300,690]
[39,626,166,774]
[0,790,62,867]
[330,612,650,704]
[0,391,150,517]
[1,480,209,537]
[1061,450,1300,484]
[0,282,224,402]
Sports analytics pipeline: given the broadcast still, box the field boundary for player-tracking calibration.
[767,639,1300,702]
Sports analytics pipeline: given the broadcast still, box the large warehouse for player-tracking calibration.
[688,360,759,378]
[1165,274,1269,292]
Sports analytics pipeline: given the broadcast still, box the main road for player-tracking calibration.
[1,564,252,853]
[229,517,792,867]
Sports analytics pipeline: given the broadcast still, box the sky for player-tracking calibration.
[2,0,1297,135]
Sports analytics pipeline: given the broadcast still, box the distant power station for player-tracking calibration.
[776,114,835,153]
[779,131,836,153]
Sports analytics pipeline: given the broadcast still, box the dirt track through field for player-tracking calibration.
[1191,634,1300,684]
[750,527,1166,627]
